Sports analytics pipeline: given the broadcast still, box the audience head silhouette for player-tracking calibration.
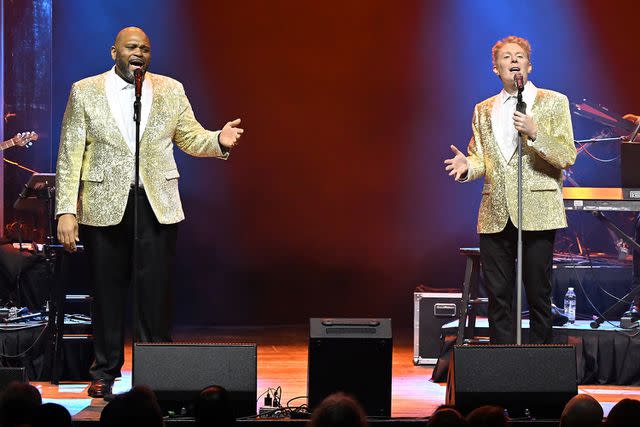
[100,385,163,427]
[605,398,640,426]
[0,381,42,427]
[193,384,235,427]
[309,393,368,427]
[33,402,72,427]
[560,394,603,427]
[427,406,468,427]
[466,405,507,427]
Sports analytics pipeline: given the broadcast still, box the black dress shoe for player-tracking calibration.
[87,379,114,398]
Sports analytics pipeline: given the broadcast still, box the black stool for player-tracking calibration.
[456,248,488,345]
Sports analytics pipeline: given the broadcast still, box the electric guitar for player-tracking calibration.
[0,131,38,151]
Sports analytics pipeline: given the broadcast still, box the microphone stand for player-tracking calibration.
[515,87,526,345]
[132,75,142,371]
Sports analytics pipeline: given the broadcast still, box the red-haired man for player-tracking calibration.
[444,36,577,343]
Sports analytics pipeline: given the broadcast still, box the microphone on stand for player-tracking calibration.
[514,73,527,137]
[134,68,144,99]
[514,73,526,114]
[514,72,524,92]
[512,74,527,344]
[133,68,144,123]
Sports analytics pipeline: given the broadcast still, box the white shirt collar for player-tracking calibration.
[104,66,153,153]
[499,80,537,109]
[491,80,538,163]
[109,66,135,91]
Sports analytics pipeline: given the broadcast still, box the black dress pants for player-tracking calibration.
[479,219,556,344]
[81,189,178,381]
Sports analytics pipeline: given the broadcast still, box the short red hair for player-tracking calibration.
[492,36,531,66]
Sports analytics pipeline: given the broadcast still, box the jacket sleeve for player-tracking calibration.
[528,94,577,170]
[173,83,229,159]
[461,104,486,183]
[55,83,86,217]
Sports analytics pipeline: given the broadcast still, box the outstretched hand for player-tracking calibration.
[219,118,244,148]
[623,113,640,125]
[444,145,469,181]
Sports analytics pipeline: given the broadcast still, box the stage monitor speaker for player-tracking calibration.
[133,343,257,418]
[308,318,392,417]
[446,344,577,417]
[0,367,27,393]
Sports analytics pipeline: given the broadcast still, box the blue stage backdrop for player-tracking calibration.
[50,0,640,326]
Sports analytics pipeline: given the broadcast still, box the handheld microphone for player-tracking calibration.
[514,72,525,93]
[514,73,526,114]
[134,68,144,99]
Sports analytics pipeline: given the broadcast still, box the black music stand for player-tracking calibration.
[13,173,56,244]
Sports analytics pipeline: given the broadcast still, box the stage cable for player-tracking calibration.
[570,248,640,337]
[575,141,619,163]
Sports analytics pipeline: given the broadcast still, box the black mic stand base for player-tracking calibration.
[589,284,640,329]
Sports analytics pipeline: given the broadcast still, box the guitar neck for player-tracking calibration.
[0,138,15,151]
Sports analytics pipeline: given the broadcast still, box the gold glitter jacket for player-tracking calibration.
[55,71,228,226]
[464,89,576,234]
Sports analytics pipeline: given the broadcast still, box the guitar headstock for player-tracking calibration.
[12,131,39,148]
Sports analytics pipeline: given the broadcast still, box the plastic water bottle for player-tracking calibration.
[564,287,576,324]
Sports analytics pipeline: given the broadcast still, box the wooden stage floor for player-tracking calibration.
[32,325,640,423]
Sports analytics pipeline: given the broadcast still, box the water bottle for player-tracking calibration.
[564,287,576,324]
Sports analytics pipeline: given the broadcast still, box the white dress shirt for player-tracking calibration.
[105,66,153,185]
[491,80,537,162]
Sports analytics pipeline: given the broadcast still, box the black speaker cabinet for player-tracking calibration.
[133,343,257,417]
[0,367,27,393]
[446,344,577,417]
[308,318,392,417]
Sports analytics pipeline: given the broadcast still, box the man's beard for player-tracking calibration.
[115,55,134,83]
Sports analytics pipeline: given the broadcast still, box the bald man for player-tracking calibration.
[560,394,603,427]
[55,27,244,398]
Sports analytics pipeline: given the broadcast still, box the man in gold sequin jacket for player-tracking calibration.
[55,27,244,398]
[445,36,576,344]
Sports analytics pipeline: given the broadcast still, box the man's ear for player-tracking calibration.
[111,46,117,61]
[493,65,499,75]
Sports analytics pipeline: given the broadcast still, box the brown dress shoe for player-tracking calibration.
[87,379,114,398]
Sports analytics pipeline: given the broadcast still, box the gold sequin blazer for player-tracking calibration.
[464,89,577,234]
[55,71,228,226]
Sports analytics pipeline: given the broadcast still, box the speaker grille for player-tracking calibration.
[447,344,577,417]
[133,343,257,417]
[308,318,392,417]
